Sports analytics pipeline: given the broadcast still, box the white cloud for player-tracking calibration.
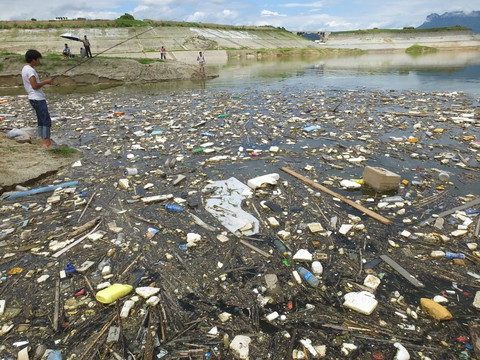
[0,0,476,32]
[261,10,287,17]
[283,2,324,8]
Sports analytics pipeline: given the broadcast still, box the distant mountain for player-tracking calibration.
[417,11,480,33]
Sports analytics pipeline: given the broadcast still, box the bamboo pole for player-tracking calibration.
[280,167,393,226]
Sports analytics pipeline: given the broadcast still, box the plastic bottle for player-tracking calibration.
[45,350,63,360]
[445,252,465,260]
[95,283,133,304]
[124,167,138,176]
[273,239,288,256]
[192,147,207,153]
[165,203,185,212]
[297,267,319,288]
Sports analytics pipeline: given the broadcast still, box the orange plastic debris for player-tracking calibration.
[8,267,24,275]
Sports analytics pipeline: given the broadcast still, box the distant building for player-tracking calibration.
[55,17,68,20]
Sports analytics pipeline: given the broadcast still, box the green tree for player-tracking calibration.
[118,13,134,20]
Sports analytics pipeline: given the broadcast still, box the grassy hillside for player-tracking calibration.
[0,18,281,32]
[332,25,471,35]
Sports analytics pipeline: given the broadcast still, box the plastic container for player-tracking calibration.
[95,283,133,304]
[45,350,63,360]
[273,239,287,256]
[165,203,185,212]
[446,252,465,260]
[438,171,450,182]
[124,167,138,176]
[297,267,319,288]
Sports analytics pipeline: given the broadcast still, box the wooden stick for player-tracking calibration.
[127,213,159,225]
[117,253,142,280]
[143,311,156,360]
[53,278,60,331]
[52,221,102,258]
[78,313,118,360]
[238,239,271,258]
[70,216,102,238]
[280,167,393,226]
[420,197,480,226]
[380,255,424,288]
[83,275,96,297]
[77,191,97,224]
[158,303,166,342]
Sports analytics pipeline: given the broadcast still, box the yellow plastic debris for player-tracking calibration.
[8,267,23,275]
[420,298,452,321]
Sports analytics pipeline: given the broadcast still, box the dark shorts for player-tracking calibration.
[29,99,52,139]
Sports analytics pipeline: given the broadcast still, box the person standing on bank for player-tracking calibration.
[160,46,166,60]
[197,51,205,74]
[21,49,55,149]
[82,35,92,58]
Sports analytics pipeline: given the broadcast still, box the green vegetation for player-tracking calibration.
[332,25,470,35]
[136,58,162,64]
[0,18,279,32]
[114,13,147,27]
[406,44,437,55]
[48,145,78,156]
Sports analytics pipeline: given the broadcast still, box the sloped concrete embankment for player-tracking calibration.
[0,26,318,63]
[321,30,480,51]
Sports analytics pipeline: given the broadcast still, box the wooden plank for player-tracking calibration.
[280,167,393,226]
[420,197,480,226]
[380,255,425,288]
[239,239,271,258]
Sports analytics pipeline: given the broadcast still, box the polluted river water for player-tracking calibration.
[0,50,479,359]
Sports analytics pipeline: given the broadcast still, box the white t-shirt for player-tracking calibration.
[22,64,46,101]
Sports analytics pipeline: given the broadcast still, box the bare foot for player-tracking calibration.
[42,139,52,149]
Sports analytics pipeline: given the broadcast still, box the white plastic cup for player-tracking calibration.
[438,171,450,182]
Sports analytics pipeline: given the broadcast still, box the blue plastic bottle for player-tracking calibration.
[298,267,320,288]
[46,350,63,360]
[165,203,185,212]
[446,252,465,260]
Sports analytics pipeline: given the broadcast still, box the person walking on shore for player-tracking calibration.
[21,49,55,149]
[197,51,205,74]
[82,35,92,58]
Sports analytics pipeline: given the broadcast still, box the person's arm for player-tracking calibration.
[29,75,53,90]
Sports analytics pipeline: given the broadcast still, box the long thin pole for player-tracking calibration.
[280,166,393,225]
[53,26,155,78]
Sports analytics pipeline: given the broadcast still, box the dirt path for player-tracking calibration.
[0,133,81,194]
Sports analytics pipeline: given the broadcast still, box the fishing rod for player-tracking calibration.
[52,26,155,79]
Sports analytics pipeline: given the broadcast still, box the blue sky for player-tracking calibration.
[1,0,476,31]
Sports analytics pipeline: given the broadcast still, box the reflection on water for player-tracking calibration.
[205,50,480,97]
[3,50,479,97]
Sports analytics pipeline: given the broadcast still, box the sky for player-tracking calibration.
[0,0,477,31]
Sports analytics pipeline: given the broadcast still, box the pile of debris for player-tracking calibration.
[0,87,479,359]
